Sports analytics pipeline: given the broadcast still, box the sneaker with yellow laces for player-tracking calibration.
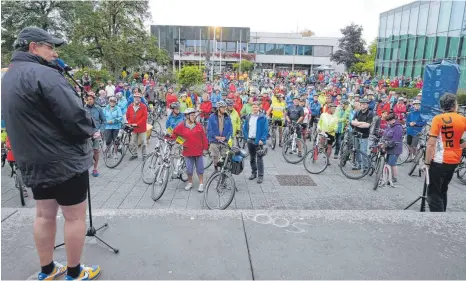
[37,261,67,280]
[65,265,101,280]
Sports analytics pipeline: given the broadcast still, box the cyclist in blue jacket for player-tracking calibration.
[165,102,184,132]
[406,100,425,160]
[207,101,233,170]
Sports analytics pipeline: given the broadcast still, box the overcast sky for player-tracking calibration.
[149,0,413,47]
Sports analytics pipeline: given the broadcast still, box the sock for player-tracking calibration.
[41,261,55,274]
[67,264,81,278]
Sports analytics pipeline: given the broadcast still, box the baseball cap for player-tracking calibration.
[360,98,369,103]
[413,100,421,104]
[16,27,65,47]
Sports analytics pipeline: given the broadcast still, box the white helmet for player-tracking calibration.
[184,108,196,115]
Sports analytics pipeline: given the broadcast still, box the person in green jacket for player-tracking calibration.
[334,100,350,159]
[226,99,241,142]
[240,97,254,117]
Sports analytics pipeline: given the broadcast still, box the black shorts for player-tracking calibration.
[327,134,335,145]
[273,119,283,127]
[31,171,89,206]
[407,135,419,147]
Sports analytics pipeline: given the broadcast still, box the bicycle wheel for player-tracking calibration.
[303,147,328,174]
[203,150,213,169]
[271,127,277,150]
[339,149,371,180]
[372,158,383,190]
[396,142,410,165]
[179,158,188,182]
[151,120,162,137]
[104,142,125,168]
[456,164,466,184]
[408,150,422,176]
[204,172,236,210]
[151,165,170,201]
[141,152,159,184]
[282,138,307,164]
[236,136,245,150]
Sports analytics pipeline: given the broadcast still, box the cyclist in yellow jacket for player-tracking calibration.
[318,103,338,158]
[267,94,286,146]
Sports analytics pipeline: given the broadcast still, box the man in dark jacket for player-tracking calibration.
[1,27,101,280]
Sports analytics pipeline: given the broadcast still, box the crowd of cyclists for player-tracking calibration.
[3,68,463,210]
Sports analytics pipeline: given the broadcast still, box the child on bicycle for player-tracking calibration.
[6,135,28,197]
[382,113,403,185]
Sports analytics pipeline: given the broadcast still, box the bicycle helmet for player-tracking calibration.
[216,101,227,108]
[170,102,180,109]
[184,108,196,115]
[108,96,117,102]
[225,99,234,106]
[257,145,268,157]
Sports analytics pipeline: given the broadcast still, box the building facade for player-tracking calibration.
[151,25,344,74]
[375,0,466,88]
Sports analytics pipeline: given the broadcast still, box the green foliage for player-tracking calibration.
[386,87,421,99]
[156,72,178,84]
[457,93,466,105]
[232,60,254,72]
[331,23,367,69]
[73,68,114,91]
[177,66,203,87]
[349,39,377,75]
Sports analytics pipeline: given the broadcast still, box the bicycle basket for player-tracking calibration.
[230,158,244,175]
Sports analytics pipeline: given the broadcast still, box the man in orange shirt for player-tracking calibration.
[425,93,466,212]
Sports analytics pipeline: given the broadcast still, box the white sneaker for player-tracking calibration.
[185,183,193,191]
[198,184,204,192]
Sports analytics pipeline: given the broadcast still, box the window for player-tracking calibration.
[460,59,466,89]
[393,9,402,36]
[405,61,413,77]
[392,40,400,60]
[408,4,419,36]
[425,36,436,59]
[414,61,423,77]
[303,46,313,56]
[379,16,387,40]
[248,43,255,54]
[449,0,466,31]
[385,13,394,38]
[407,38,416,60]
[238,42,247,53]
[435,32,448,59]
[400,8,410,36]
[313,46,331,57]
[417,3,429,35]
[384,41,392,60]
[265,43,275,55]
[462,37,466,57]
[257,44,265,54]
[399,39,408,60]
[284,44,295,55]
[426,1,440,35]
[216,42,226,52]
[226,42,236,52]
[185,40,196,52]
[390,62,397,77]
[275,44,285,55]
[447,30,460,58]
[397,62,405,76]
[437,1,452,33]
[174,39,186,52]
[415,36,426,59]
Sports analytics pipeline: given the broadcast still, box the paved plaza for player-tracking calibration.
[2,138,466,211]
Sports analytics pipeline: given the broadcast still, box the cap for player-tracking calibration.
[313,93,319,96]
[133,92,142,98]
[329,103,337,108]
[184,108,196,115]
[360,98,369,103]
[417,93,422,96]
[16,27,65,47]
[292,96,299,100]
[348,93,354,97]
[381,94,387,98]
[413,100,421,104]
[398,97,404,101]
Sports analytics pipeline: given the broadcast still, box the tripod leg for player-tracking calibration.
[93,234,119,253]
[54,242,65,249]
[95,223,108,232]
[404,197,422,210]
[420,179,428,212]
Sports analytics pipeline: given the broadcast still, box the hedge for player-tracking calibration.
[386,87,421,99]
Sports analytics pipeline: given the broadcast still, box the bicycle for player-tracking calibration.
[1,146,7,167]
[303,132,329,174]
[10,162,26,206]
[103,123,137,168]
[150,137,178,201]
[282,121,307,164]
[372,142,393,190]
[141,135,165,184]
[204,142,246,210]
[269,118,282,150]
[408,132,427,177]
[339,132,372,180]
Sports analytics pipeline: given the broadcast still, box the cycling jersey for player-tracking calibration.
[430,112,466,164]
[271,100,286,119]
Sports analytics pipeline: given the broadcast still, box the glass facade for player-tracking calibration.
[247,43,331,57]
[375,0,466,89]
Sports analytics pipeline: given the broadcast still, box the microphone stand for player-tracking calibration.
[54,69,119,254]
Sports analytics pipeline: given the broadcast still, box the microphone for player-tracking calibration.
[55,58,73,72]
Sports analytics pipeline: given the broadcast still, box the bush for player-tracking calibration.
[386,87,421,99]
[73,68,114,91]
[177,66,203,88]
[232,60,254,72]
[457,93,466,105]
[157,72,177,84]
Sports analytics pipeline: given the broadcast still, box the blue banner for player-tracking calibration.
[420,60,460,121]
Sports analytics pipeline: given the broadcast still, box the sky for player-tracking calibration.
[149,0,414,47]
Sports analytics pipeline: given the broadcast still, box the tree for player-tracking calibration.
[330,23,366,69]
[350,39,377,75]
[1,0,79,67]
[73,1,170,76]
[232,60,254,72]
[300,29,315,37]
[177,66,203,87]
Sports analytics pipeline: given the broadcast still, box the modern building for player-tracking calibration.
[150,25,344,74]
[375,0,466,88]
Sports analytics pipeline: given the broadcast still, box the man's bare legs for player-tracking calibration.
[34,199,59,267]
[61,200,87,267]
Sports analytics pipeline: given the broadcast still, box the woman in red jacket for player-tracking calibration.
[172,108,209,192]
[126,92,148,160]
[199,93,213,127]
[165,87,179,115]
